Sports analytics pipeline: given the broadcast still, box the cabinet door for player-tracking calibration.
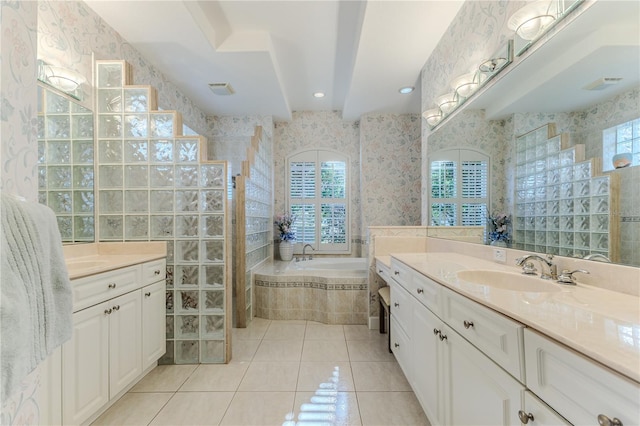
[445,324,523,426]
[413,302,445,426]
[62,302,110,425]
[142,280,166,370]
[390,279,413,337]
[390,316,412,381]
[109,290,142,398]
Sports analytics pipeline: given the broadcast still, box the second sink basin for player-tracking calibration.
[457,270,562,293]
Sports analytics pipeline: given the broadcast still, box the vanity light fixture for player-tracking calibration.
[398,86,415,94]
[313,91,325,98]
[422,109,442,126]
[422,40,513,131]
[38,60,86,94]
[508,0,583,56]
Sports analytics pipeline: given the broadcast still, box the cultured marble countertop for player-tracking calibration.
[379,252,640,383]
[64,242,167,279]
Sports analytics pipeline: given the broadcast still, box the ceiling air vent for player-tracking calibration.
[583,78,623,91]
[208,83,235,96]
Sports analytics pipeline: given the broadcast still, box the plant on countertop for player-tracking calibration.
[487,212,511,243]
[274,212,296,242]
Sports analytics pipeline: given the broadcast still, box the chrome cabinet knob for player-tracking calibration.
[154,269,161,275]
[394,302,399,307]
[104,308,112,315]
[433,328,440,336]
[394,270,400,275]
[394,343,400,348]
[438,333,447,341]
[108,283,116,289]
[417,288,424,294]
[518,410,534,424]
[463,320,474,329]
[378,269,383,273]
[113,305,120,311]
[598,414,623,426]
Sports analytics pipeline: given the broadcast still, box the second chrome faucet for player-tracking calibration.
[515,254,558,280]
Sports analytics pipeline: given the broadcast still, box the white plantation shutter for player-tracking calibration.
[288,150,350,253]
[429,150,489,227]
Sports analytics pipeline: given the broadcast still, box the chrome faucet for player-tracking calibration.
[302,244,314,261]
[583,253,611,263]
[515,254,557,280]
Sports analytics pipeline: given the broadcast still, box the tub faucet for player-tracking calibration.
[302,244,314,261]
[515,254,557,280]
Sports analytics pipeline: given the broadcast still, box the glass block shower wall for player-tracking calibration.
[513,123,620,261]
[95,60,232,363]
[37,85,95,242]
[233,129,273,327]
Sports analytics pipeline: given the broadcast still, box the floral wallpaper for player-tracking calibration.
[206,115,274,170]
[274,111,362,254]
[360,114,421,231]
[37,0,210,137]
[1,0,39,202]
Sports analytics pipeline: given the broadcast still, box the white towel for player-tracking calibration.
[1,194,73,403]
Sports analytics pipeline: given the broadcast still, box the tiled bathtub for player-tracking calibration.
[254,259,368,324]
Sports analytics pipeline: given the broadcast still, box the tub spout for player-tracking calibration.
[302,244,315,261]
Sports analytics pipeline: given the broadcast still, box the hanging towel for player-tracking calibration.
[1,194,72,403]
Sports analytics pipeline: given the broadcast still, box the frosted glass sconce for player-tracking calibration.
[37,59,86,99]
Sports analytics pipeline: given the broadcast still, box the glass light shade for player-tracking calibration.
[45,66,86,92]
[508,1,556,41]
[422,109,442,127]
[435,93,458,115]
[451,72,480,98]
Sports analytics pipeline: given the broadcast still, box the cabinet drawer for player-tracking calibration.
[522,391,570,426]
[390,316,412,383]
[142,259,166,285]
[71,266,140,312]
[413,273,442,316]
[390,280,413,337]
[376,260,391,284]
[390,258,414,293]
[524,329,640,425]
[442,287,525,382]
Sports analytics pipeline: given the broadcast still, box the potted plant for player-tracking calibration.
[487,212,511,247]
[274,212,296,261]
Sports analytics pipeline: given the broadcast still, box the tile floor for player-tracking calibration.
[92,319,430,426]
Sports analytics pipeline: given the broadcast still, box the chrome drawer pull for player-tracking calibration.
[104,308,112,315]
[463,320,474,329]
[518,411,534,424]
[394,270,400,275]
[598,414,623,426]
[433,328,440,336]
[438,333,447,341]
[394,343,400,348]
[112,305,120,311]
[394,302,399,308]
[145,292,151,297]
[108,283,116,289]
[154,269,161,275]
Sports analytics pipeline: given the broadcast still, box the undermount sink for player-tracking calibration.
[456,270,562,293]
[66,259,109,270]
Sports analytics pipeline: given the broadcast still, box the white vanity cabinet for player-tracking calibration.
[62,259,166,425]
[388,259,524,426]
[524,329,640,425]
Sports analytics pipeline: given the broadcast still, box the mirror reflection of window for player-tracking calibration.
[603,118,640,171]
[429,149,489,228]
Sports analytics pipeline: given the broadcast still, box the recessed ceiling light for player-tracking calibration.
[399,86,415,94]
[313,92,325,98]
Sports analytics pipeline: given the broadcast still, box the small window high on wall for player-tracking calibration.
[429,149,489,227]
[603,118,640,171]
[287,150,349,253]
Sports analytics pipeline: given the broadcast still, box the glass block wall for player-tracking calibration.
[513,124,620,261]
[233,129,273,327]
[95,60,231,363]
[37,85,95,242]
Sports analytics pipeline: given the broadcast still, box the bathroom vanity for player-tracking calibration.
[377,252,639,425]
[41,242,167,425]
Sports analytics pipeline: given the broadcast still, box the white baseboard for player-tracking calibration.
[368,316,380,330]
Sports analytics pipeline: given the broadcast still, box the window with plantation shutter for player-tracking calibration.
[429,150,489,228]
[288,150,350,253]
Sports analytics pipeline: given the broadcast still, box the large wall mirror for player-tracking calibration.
[37,84,95,242]
[427,1,640,267]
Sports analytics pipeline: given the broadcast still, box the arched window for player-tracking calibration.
[287,150,349,253]
[429,149,490,227]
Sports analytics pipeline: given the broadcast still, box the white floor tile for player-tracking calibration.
[179,363,249,392]
[90,393,172,426]
[149,392,234,425]
[129,365,198,393]
[253,339,303,361]
[358,391,430,425]
[220,391,295,426]
[238,361,300,391]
